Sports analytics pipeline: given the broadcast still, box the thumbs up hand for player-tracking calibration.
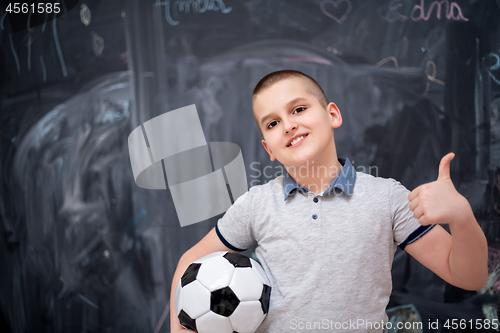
[408,153,473,226]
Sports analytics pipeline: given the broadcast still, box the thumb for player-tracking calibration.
[437,152,455,181]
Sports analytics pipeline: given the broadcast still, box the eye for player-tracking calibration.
[293,107,306,114]
[267,120,279,129]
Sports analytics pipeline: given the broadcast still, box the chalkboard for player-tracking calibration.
[1,0,499,332]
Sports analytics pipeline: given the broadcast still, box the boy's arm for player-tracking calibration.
[170,227,239,332]
[404,153,488,291]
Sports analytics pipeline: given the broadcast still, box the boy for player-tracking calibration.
[170,70,488,332]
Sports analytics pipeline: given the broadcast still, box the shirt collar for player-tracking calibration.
[283,158,356,201]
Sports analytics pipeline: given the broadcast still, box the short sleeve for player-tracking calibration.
[216,190,256,252]
[389,179,435,249]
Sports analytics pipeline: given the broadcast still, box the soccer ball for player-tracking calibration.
[174,251,271,333]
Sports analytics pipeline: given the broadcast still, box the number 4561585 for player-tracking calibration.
[444,319,499,330]
[6,3,61,14]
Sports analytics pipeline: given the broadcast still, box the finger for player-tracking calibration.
[408,186,421,202]
[412,205,424,220]
[437,152,455,181]
[418,215,432,226]
[409,196,419,212]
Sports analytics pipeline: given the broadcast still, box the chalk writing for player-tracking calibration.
[52,13,67,77]
[376,56,399,68]
[383,0,469,22]
[320,0,352,24]
[355,19,369,45]
[26,15,39,73]
[154,303,170,333]
[383,0,408,22]
[92,31,104,56]
[411,0,469,21]
[27,11,32,29]
[283,57,332,65]
[326,47,343,55]
[0,12,6,30]
[155,0,232,26]
[486,52,500,85]
[4,10,67,81]
[80,4,91,26]
[9,34,20,74]
[424,60,444,96]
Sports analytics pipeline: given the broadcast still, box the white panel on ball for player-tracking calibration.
[229,268,263,301]
[250,258,271,285]
[229,300,266,333]
[180,280,211,318]
[196,311,233,333]
[197,257,235,291]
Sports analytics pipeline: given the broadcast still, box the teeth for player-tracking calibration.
[290,135,305,146]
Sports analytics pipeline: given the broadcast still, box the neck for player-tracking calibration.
[285,157,343,195]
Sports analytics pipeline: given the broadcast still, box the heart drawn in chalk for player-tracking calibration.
[320,0,353,24]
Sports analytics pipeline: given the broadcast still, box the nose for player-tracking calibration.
[283,118,297,134]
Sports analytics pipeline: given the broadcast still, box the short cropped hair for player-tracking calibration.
[252,70,329,137]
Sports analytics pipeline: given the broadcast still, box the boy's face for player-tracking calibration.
[253,76,342,168]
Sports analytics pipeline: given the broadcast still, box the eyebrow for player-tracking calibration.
[260,97,309,127]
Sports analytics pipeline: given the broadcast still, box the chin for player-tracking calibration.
[287,159,313,168]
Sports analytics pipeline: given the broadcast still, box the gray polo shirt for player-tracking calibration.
[216,158,434,332]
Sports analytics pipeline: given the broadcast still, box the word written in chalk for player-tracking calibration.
[383,0,468,22]
[156,0,232,26]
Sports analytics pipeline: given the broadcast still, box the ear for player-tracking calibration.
[261,139,276,162]
[327,102,342,129]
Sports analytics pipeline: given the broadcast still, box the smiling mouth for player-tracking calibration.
[287,134,308,147]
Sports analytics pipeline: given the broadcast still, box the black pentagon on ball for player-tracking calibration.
[260,284,271,314]
[211,286,240,317]
[178,309,197,332]
[223,252,252,268]
[181,263,202,287]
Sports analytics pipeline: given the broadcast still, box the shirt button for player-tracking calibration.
[312,214,318,219]
[313,197,318,203]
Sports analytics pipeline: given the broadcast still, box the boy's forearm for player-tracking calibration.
[448,209,488,290]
